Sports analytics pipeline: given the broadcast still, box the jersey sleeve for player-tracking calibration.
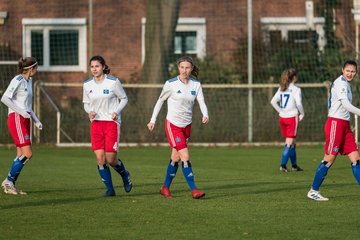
[113,79,128,115]
[3,78,21,99]
[149,81,171,123]
[196,84,208,117]
[82,83,90,104]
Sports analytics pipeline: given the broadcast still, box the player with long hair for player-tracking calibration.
[271,68,304,172]
[83,55,132,197]
[147,56,209,199]
[307,60,360,201]
[1,57,42,195]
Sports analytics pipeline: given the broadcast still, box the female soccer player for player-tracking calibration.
[307,60,360,201]
[271,68,304,172]
[83,55,132,197]
[147,56,209,199]
[1,57,42,195]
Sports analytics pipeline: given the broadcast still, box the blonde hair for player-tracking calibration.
[280,68,297,91]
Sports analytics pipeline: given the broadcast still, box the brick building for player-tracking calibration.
[0,0,358,83]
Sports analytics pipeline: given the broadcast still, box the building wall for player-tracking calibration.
[0,0,357,83]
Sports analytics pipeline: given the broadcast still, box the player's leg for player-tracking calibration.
[160,149,180,198]
[160,120,182,198]
[349,151,360,184]
[288,117,302,171]
[177,147,205,199]
[105,122,132,193]
[343,128,360,184]
[307,118,341,201]
[2,113,31,195]
[91,121,115,196]
[95,150,115,196]
[279,117,293,172]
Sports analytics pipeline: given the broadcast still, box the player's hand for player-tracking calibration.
[299,114,304,122]
[202,116,209,124]
[88,111,96,122]
[147,122,155,132]
[111,112,118,121]
[35,121,43,130]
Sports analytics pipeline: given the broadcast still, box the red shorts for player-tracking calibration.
[165,120,191,151]
[324,117,358,155]
[90,120,120,152]
[279,116,298,138]
[7,112,31,147]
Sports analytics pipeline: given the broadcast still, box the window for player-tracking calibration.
[174,31,197,58]
[141,17,206,63]
[22,18,87,72]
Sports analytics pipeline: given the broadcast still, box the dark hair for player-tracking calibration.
[177,56,199,78]
[18,57,37,74]
[280,68,297,91]
[343,60,358,71]
[89,55,110,74]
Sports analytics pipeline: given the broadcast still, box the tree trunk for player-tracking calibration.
[142,0,180,84]
[138,0,180,142]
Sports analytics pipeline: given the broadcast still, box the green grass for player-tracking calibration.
[0,146,360,239]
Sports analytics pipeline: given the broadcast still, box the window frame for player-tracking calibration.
[141,17,206,63]
[22,18,87,72]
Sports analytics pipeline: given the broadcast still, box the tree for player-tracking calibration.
[141,0,180,84]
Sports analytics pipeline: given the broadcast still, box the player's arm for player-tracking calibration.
[1,79,30,118]
[341,98,360,116]
[147,82,171,131]
[270,90,281,114]
[112,79,128,120]
[196,85,209,124]
[82,85,96,121]
[295,88,304,121]
[29,110,42,130]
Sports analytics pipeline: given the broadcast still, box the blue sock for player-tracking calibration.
[182,161,197,190]
[351,160,360,185]
[112,159,127,177]
[289,144,298,168]
[7,156,29,183]
[163,160,179,187]
[281,144,291,167]
[311,160,332,190]
[98,165,114,192]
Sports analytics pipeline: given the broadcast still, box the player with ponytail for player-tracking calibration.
[1,57,42,195]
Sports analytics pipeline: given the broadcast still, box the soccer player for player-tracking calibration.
[147,56,209,199]
[270,68,304,172]
[1,57,42,195]
[307,60,360,201]
[83,55,132,197]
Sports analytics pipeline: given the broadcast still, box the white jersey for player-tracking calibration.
[328,75,352,121]
[3,75,33,115]
[83,74,128,124]
[271,83,303,118]
[150,76,208,128]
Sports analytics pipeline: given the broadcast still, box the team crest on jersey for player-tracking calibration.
[340,88,346,94]
[103,89,110,94]
[175,137,181,143]
[191,91,196,95]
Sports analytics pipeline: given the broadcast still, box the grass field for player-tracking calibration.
[0,145,360,240]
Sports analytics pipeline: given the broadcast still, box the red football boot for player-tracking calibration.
[191,189,205,199]
[160,186,173,198]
